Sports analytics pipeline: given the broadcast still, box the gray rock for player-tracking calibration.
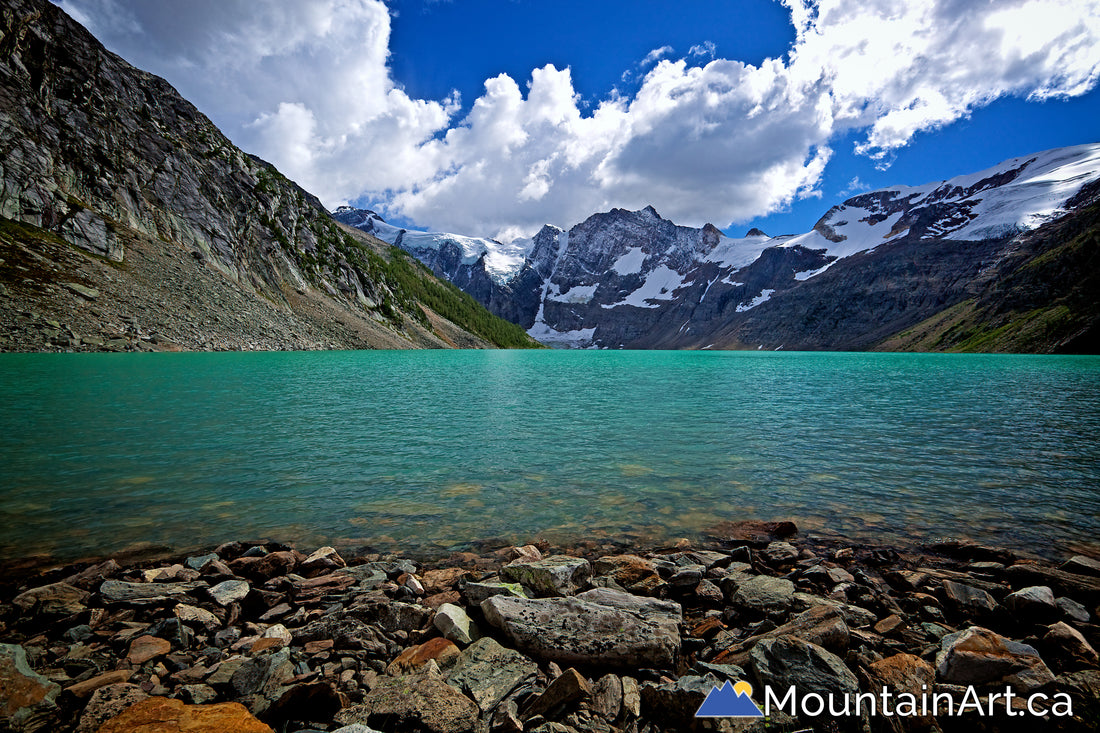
[208,579,250,606]
[434,603,480,646]
[12,582,89,617]
[731,575,795,613]
[184,553,219,571]
[176,683,218,704]
[98,579,206,605]
[640,675,720,728]
[75,683,147,733]
[691,661,747,682]
[762,541,799,567]
[501,555,591,597]
[1004,585,1058,621]
[336,674,479,733]
[481,588,680,670]
[334,565,388,590]
[332,725,385,733]
[942,579,998,616]
[751,636,859,701]
[460,580,527,606]
[444,637,537,713]
[1043,621,1099,671]
[64,282,99,300]
[1061,555,1100,577]
[935,626,1055,693]
[590,674,623,720]
[0,643,61,731]
[347,600,431,633]
[792,592,877,627]
[1056,596,1090,623]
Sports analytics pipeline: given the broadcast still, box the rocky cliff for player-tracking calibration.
[0,0,537,351]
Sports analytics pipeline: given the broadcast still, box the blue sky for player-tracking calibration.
[58,0,1100,239]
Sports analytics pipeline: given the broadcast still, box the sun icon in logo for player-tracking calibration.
[733,681,754,698]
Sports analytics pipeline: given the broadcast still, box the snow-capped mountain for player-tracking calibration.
[336,143,1100,351]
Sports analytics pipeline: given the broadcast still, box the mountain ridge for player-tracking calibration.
[337,143,1100,353]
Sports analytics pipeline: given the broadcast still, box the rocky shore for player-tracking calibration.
[1,521,1098,732]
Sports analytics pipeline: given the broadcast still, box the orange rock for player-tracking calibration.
[67,669,134,699]
[421,567,471,595]
[386,637,461,675]
[97,697,272,732]
[127,635,172,664]
[249,637,285,654]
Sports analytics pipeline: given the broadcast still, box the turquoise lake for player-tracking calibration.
[1,350,1098,561]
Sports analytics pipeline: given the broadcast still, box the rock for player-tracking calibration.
[874,614,906,635]
[0,643,61,731]
[66,670,135,699]
[209,579,250,606]
[1005,563,1100,603]
[63,559,121,590]
[503,545,543,563]
[264,681,343,728]
[590,674,623,721]
[935,626,1055,693]
[176,684,218,704]
[184,552,219,570]
[75,683,147,733]
[332,726,385,733]
[523,668,591,719]
[302,546,351,574]
[12,582,89,617]
[422,567,471,594]
[461,580,527,606]
[591,555,660,588]
[481,589,680,670]
[99,579,205,605]
[336,675,479,733]
[348,599,432,633]
[941,579,997,616]
[126,635,171,665]
[1042,621,1099,671]
[501,555,591,597]
[667,566,703,589]
[231,551,298,581]
[714,606,850,666]
[434,603,480,646]
[731,575,795,613]
[294,614,388,654]
[387,638,461,676]
[97,697,272,732]
[64,282,99,300]
[1004,585,1059,621]
[334,565,388,590]
[706,519,797,547]
[639,675,719,728]
[1057,596,1090,623]
[865,654,936,732]
[175,602,221,630]
[762,541,799,567]
[751,636,859,703]
[444,637,538,712]
[1061,555,1100,577]
[792,592,878,627]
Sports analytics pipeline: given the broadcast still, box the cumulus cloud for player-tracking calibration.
[56,0,1100,239]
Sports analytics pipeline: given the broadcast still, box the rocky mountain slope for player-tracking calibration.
[340,145,1100,352]
[0,0,538,351]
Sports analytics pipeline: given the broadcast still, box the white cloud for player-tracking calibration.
[56,0,1100,239]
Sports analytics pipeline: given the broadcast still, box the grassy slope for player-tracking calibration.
[875,201,1100,354]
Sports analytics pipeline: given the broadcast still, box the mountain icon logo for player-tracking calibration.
[695,680,765,718]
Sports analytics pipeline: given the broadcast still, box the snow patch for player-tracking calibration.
[736,289,775,312]
[547,284,598,304]
[601,265,692,309]
[611,247,646,275]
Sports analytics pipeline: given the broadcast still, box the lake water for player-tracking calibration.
[1,350,1098,561]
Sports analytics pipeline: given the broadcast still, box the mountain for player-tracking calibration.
[340,144,1100,352]
[0,0,538,351]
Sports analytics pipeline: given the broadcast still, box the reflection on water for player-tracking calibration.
[1,350,1098,560]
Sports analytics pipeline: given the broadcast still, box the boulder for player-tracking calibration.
[335,675,479,733]
[422,567,471,594]
[387,638,461,676]
[935,626,1055,693]
[713,606,849,666]
[731,575,795,613]
[461,580,527,606]
[444,637,538,712]
[865,654,936,732]
[750,636,859,702]
[99,579,205,605]
[300,546,347,575]
[12,582,88,617]
[96,697,272,732]
[640,675,721,728]
[590,674,623,721]
[762,541,799,567]
[1060,555,1100,578]
[591,555,660,588]
[75,683,147,733]
[1042,621,1099,671]
[941,579,997,616]
[1057,596,1090,623]
[1004,585,1058,621]
[523,668,591,719]
[434,603,480,646]
[481,588,680,670]
[501,555,591,597]
[209,579,250,606]
[347,599,432,633]
[0,643,60,732]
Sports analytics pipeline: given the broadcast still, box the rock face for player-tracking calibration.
[0,0,535,353]
[481,589,681,670]
[0,644,61,732]
[340,146,1100,353]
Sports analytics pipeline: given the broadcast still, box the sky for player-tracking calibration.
[56,0,1100,240]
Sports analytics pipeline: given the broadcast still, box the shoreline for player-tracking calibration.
[1,521,1098,732]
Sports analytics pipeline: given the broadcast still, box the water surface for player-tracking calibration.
[1,350,1097,560]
